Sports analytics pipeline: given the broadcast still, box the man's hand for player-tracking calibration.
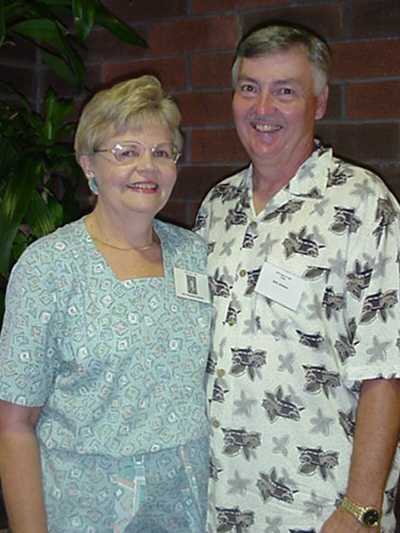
[320,508,380,533]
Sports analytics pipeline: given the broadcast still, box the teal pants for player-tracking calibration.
[42,436,209,533]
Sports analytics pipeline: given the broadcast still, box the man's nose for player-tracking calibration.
[255,91,275,115]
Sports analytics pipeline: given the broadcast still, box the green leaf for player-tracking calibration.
[10,18,64,45]
[0,3,6,48]
[42,88,74,143]
[41,49,83,88]
[0,156,44,275]
[26,190,63,238]
[73,0,96,41]
[94,5,147,47]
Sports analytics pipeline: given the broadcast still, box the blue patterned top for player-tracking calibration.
[0,217,212,456]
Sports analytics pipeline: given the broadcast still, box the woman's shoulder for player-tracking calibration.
[11,218,86,278]
[155,218,207,249]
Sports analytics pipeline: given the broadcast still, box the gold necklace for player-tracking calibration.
[86,217,155,252]
[91,235,154,252]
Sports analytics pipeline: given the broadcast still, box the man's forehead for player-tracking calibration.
[237,49,313,81]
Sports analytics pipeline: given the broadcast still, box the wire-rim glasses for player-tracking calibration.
[93,141,181,166]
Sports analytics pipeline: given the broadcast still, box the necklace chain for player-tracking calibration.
[91,235,154,252]
[86,217,154,252]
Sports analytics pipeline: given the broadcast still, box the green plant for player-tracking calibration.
[0,1,147,320]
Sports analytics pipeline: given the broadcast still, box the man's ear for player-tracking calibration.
[315,85,329,121]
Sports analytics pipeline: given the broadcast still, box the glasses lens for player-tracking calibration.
[110,142,180,165]
[152,143,177,161]
[112,143,142,163]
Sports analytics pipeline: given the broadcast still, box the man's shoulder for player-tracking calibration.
[205,166,248,195]
[328,152,398,201]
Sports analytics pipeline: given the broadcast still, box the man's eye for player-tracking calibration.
[278,87,294,96]
[239,83,257,94]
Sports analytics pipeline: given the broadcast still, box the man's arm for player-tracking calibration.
[321,378,400,532]
[0,400,48,533]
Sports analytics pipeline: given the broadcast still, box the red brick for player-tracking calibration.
[191,51,234,88]
[323,84,342,120]
[372,163,400,201]
[192,128,248,163]
[84,27,149,63]
[159,199,193,228]
[41,64,102,99]
[241,4,345,41]
[172,165,237,201]
[332,39,400,80]
[177,91,232,127]
[351,0,400,38]
[148,15,239,55]
[102,57,186,90]
[0,36,36,64]
[101,0,186,21]
[193,0,288,14]
[347,81,400,119]
[316,122,399,162]
[0,65,35,100]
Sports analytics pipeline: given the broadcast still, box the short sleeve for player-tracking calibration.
[341,191,400,385]
[0,244,59,406]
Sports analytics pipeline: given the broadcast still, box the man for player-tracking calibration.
[194,23,400,533]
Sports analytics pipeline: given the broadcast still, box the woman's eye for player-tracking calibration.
[120,147,139,159]
[153,149,170,159]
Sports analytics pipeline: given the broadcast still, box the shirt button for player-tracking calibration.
[212,419,220,428]
[239,269,247,277]
[217,368,225,378]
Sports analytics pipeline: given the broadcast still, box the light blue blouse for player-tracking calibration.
[0,217,212,456]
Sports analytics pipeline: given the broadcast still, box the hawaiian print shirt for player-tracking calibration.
[194,144,400,533]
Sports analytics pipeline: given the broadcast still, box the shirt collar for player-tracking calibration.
[241,141,332,212]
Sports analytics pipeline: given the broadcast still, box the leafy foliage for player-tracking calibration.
[0,1,147,321]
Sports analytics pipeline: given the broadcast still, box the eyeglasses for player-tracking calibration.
[93,142,180,166]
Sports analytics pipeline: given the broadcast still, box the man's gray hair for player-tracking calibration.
[232,23,332,95]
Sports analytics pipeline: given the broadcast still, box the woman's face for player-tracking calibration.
[80,122,178,220]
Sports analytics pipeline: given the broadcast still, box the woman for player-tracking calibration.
[0,76,212,533]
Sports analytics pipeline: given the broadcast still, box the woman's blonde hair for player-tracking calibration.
[74,75,183,158]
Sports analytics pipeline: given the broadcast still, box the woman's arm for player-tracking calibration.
[0,400,48,533]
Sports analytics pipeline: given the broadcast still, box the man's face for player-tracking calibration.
[232,46,328,171]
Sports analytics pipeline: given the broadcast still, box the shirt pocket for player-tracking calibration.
[254,249,334,347]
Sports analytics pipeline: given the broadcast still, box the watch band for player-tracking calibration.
[340,495,381,528]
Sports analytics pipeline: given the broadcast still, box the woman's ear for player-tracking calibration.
[79,155,94,179]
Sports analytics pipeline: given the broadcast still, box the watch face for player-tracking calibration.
[362,508,380,527]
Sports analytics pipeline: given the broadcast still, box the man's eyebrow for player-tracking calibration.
[272,78,301,86]
[237,75,259,84]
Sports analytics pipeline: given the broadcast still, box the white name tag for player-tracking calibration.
[174,267,210,303]
[255,262,305,311]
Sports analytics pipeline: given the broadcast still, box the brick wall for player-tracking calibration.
[1,0,400,227]
[102,0,400,227]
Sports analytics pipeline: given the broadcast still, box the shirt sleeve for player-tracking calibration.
[341,188,400,385]
[193,193,212,241]
[0,243,59,406]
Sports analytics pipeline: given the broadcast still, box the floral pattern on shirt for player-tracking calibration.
[195,144,400,533]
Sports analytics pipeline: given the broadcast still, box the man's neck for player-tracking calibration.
[252,146,314,214]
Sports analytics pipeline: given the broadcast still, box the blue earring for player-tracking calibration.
[88,176,99,195]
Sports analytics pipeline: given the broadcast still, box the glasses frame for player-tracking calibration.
[93,141,181,165]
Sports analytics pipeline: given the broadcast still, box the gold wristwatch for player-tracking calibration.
[340,495,381,528]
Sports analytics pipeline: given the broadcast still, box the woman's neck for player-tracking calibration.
[87,206,154,250]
